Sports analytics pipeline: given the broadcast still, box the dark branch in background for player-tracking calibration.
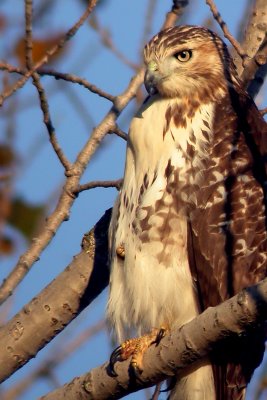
[0,210,111,384]
[24,0,71,170]
[40,279,267,400]
[0,0,98,105]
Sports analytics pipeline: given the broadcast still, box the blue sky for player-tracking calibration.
[0,1,266,399]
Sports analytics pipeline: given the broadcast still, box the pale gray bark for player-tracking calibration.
[40,279,267,400]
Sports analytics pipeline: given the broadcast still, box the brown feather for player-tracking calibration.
[188,88,267,399]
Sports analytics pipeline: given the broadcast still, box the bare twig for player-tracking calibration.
[161,0,189,30]
[40,278,267,399]
[0,0,188,306]
[0,62,23,74]
[109,125,128,141]
[0,63,115,102]
[41,69,116,102]
[0,68,145,305]
[76,179,122,193]
[24,0,71,170]
[151,383,163,400]
[24,0,33,69]
[260,106,267,116]
[0,0,98,105]
[205,0,247,61]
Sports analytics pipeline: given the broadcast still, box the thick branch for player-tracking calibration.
[1,320,105,400]
[0,209,111,383]
[234,0,267,94]
[40,279,267,400]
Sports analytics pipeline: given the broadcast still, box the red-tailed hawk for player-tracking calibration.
[107,25,267,399]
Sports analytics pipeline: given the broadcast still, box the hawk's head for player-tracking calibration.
[144,26,237,100]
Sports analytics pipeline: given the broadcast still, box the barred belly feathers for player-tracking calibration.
[107,26,267,400]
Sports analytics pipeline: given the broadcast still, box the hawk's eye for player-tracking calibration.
[175,50,192,62]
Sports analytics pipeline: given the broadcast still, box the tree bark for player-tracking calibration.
[40,279,267,399]
[0,209,111,383]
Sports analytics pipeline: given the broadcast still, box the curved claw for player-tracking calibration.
[154,327,166,346]
[108,345,123,377]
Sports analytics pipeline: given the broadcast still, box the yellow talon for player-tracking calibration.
[109,326,169,378]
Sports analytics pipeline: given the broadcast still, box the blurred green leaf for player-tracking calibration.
[8,198,45,240]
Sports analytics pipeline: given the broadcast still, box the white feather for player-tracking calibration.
[107,95,216,398]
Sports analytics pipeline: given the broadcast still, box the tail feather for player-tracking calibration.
[168,362,215,400]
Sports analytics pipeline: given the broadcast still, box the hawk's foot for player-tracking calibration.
[109,327,167,378]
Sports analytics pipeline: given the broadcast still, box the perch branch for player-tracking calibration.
[40,279,267,399]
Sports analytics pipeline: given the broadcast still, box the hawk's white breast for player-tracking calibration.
[107,95,215,341]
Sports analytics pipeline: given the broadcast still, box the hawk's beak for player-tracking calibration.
[144,60,159,96]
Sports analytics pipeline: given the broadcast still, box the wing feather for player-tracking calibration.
[188,89,267,399]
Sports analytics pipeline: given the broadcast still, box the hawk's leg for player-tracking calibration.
[109,327,167,377]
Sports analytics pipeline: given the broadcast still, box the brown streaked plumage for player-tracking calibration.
[107,25,267,399]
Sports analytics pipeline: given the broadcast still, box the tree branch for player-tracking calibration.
[234,0,267,95]
[205,0,247,60]
[1,320,105,400]
[161,0,189,30]
[76,179,122,194]
[0,209,111,384]
[24,0,71,170]
[0,0,98,106]
[40,279,267,400]
[0,67,144,306]
[0,63,116,102]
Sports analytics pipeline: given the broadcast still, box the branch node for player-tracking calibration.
[82,229,96,258]
[83,377,93,394]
